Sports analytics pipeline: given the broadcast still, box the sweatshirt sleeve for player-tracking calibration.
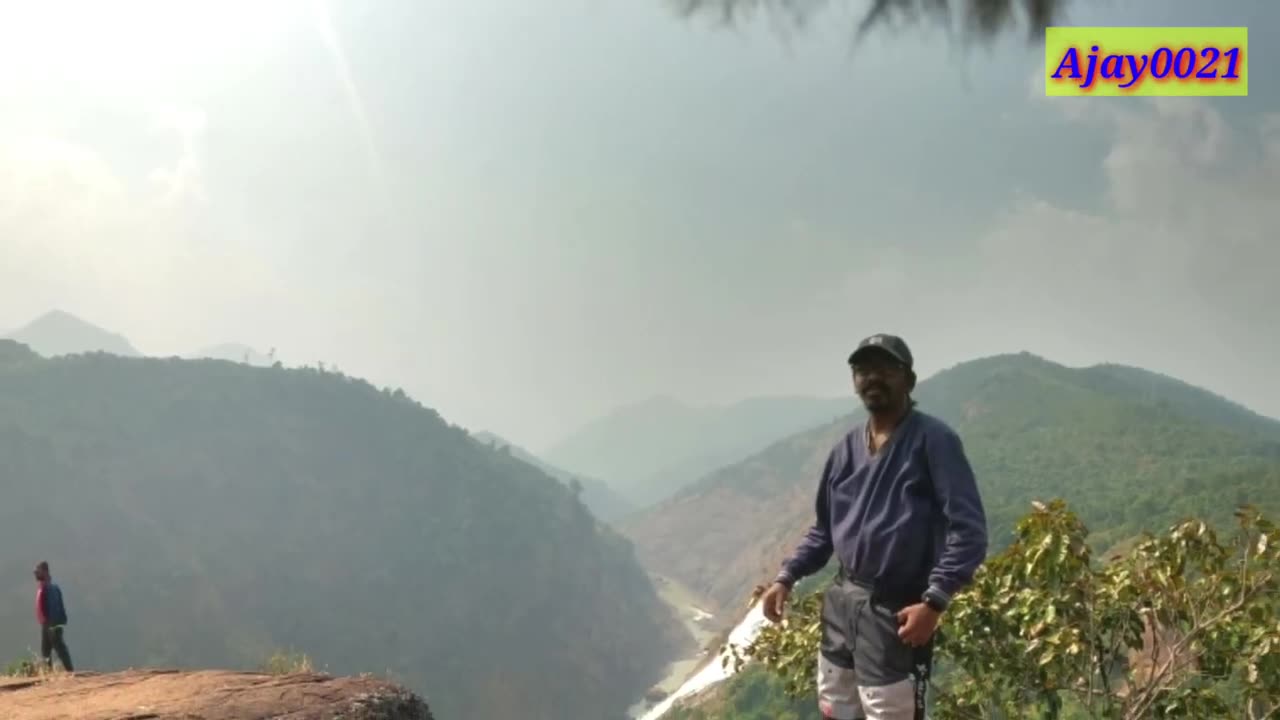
[924,425,989,600]
[774,448,836,588]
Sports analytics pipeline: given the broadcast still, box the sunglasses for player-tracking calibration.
[851,361,906,378]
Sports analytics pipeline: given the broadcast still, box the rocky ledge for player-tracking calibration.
[0,668,434,720]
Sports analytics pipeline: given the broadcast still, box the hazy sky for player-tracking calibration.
[1,0,1276,449]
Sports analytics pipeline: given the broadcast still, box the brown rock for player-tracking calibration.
[0,669,434,720]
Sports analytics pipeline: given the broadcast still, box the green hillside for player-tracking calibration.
[471,430,635,522]
[0,340,690,720]
[1078,363,1280,441]
[620,352,1280,616]
[916,353,1280,550]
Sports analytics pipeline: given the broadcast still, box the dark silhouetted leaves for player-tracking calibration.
[666,0,1073,45]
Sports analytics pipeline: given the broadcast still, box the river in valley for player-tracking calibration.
[626,575,769,719]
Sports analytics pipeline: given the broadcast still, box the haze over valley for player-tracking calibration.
[2,0,1278,718]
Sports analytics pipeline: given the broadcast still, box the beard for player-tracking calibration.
[859,382,892,411]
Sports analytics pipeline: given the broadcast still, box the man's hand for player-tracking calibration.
[895,603,940,647]
[760,582,790,623]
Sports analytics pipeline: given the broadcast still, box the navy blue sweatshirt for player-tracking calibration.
[776,409,988,603]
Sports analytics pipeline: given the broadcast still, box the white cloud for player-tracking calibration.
[700,95,1280,422]
[964,97,1280,416]
[0,131,134,285]
[0,104,285,352]
[146,103,209,207]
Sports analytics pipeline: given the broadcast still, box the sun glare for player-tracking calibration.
[0,0,308,98]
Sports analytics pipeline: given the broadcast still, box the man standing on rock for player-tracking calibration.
[760,334,987,720]
[34,561,74,672]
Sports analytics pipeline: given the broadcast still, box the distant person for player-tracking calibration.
[760,334,987,720]
[34,561,74,672]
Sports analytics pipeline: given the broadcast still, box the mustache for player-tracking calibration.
[861,382,889,395]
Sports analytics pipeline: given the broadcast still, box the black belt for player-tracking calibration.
[836,566,922,608]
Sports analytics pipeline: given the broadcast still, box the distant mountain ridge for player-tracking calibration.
[4,309,141,357]
[6,310,286,369]
[471,430,635,522]
[189,343,276,367]
[543,394,854,508]
[0,342,690,720]
[620,352,1280,618]
[1078,363,1280,440]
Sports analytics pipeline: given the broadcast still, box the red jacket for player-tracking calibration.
[35,582,47,625]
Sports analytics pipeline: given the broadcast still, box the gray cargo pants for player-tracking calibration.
[817,575,932,720]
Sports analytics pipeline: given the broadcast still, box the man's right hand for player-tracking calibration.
[761,581,790,623]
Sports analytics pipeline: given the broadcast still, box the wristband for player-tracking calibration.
[922,587,949,613]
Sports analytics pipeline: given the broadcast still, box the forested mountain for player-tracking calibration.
[4,310,141,358]
[1077,363,1280,440]
[3,311,279,367]
[543,395,853,508]
[471,430,635,522]
[620,352,1280,619]
[0,340,690,720]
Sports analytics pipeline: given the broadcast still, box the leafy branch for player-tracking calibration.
[730,499,1280,719]
[664,0,1072,45]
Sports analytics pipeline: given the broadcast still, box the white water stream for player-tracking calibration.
[634,601,770,720]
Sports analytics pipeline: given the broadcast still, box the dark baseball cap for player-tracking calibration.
[848,333,914,369]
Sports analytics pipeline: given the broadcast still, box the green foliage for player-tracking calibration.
[4,657,38,678]
[731,500,1280,719]
[914,355,1280,555]
[721,585,823,699]
[667,665,819,720]
[0,345,688,720]
[261,649,315,675]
